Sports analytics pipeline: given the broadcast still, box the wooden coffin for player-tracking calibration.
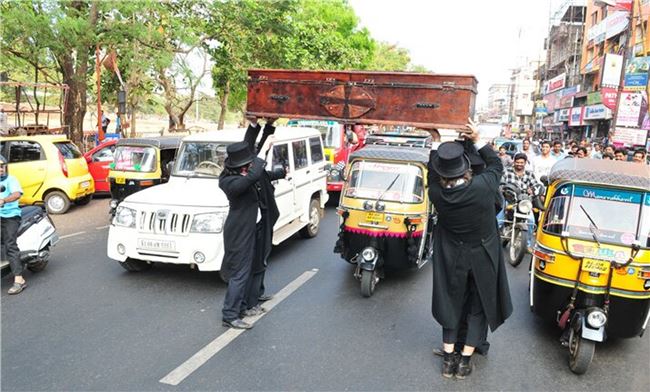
[246,69,478,129]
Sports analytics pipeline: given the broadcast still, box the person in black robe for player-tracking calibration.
[427,120,513,379]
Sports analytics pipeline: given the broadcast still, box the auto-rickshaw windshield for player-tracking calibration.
[543,185,650,247]
[113,146,156,172]
[345,161,424,203]
[173,142,230,177]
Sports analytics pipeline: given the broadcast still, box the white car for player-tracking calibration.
[107,127,329,276]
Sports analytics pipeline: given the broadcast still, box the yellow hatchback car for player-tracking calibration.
[0,135,95,214]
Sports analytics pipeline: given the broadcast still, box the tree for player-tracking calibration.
[368,42,411,71]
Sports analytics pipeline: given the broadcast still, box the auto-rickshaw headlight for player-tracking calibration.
[586,309,607,328]
[375,202,386,212]
[518,199,533,214]
[361,247,377,261]
[110,199,119,209]
[330,169,340,179]
[363,200,374,210]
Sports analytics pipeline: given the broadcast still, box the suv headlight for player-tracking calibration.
[114,206,136,228]
[518,199,533,214]
[191,212,226,233]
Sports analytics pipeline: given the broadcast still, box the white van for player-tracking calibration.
[106,127,329,275]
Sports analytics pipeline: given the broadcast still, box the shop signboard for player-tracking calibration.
[623,56,650,91]
[569,107,584,126]
[558,108,570,122]
[544,91,559,112]
[601,87,618,110]
[602,53,624,87]
[587,92,602,105]
[605,11,629,40]
[558,95,574,108]
[612,127,648,146]
[616,91,644,127]
[546,73,566,94]
[583,104,612,120]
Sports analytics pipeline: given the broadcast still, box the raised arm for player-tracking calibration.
[219,157,265,198]
[243,121,262,151]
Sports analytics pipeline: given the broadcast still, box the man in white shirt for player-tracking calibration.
[532,140,556,179]
[550,140,565,159]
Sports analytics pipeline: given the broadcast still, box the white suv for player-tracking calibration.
[107,127,328,276]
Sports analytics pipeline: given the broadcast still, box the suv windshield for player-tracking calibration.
[173,142,230,177]
[344,161,424,203]
[113,145,156,172]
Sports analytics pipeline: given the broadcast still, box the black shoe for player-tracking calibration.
[258,294,273,302]
[456,355,473,380]
[441,351,458,379]
[222,318,253,329]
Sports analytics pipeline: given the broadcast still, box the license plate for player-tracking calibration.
[80,181,90,188]
[115,177,126,184]
[365,212,384,223]
[138,239,175,252]
[582,258,609,274]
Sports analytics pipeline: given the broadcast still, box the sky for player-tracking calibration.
[349,0,559,107]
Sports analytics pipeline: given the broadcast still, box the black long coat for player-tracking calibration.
[242,124,285,273]
[428,144,513,332]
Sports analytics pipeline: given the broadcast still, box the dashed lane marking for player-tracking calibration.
[59,231,86,239]
[95,225,110,230]
[159,268,319,386]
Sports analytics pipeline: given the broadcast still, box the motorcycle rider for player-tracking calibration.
[0,155,26,294]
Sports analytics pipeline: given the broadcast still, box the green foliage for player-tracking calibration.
[368,42,411,71]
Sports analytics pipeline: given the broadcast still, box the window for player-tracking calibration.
[591,11,598,26]
[92,145,115,162]
[345,161,424,203]
[8,141,43,163]
[308,137,323,163]
[600,5,608,19]
[292,140,308,170]
[272,144,289,168]
[54,142,82,159]
[173,142,229,177]
[113,145,157,172]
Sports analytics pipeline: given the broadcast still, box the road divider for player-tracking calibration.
[159,268,319,386]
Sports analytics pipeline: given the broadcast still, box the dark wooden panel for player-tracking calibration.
[246,69,478,129]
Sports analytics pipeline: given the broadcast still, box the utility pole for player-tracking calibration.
[96,45,103,142]
[610,1,636,143]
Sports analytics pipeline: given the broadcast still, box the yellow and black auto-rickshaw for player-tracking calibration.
[530,158,650,374]
[108,137,181,213]
[334,145,434,297]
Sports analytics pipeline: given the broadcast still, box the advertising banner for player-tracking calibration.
[587,92,602,105]
[544,92,559,112]
[623,56,650,91]
[583,104,612,120]
[612,127,648,146]
[605,11,629,40]
[569,107,584,126]
[601,53,624,87]
[558,108,570,122]
[558,95,574,108]
[546,73,566,94]
[616,92,644,127]
[600,87,618,110]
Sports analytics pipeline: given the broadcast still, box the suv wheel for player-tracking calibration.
[299,198,321,238]
[45,191,71,214]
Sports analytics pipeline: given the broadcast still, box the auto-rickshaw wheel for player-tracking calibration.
[568,324,595,375]
[507,229,526,267]
[360,269,377,297]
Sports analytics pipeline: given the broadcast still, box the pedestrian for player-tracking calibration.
[115,111,122,134]
[602,152,615,160]
[497,145,512,168]
[522,138,536,161]
[218,118,285,330]
[101,111,110,133]
[614,148,628,161]
[632,148,647,164]
[0,108,8,136]
[427,119,512,380]
[569,143,579,157]
[592,143,603,159]
[603,145,615,157]
[532,140,556,179]
[550,140,565,159]
[0,155,27,294]
[576,147,588,158]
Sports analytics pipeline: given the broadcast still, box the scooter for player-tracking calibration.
[1,206,59,275]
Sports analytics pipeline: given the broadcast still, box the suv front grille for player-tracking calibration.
[138,210,191,235]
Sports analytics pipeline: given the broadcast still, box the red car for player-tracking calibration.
[83,139,117,193]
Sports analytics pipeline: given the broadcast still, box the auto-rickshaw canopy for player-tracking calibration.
[348,145,430,165]
[548,158,650,190]
[116,136,182,151]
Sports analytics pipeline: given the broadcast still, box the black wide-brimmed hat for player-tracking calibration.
[430,141,471,178]
[224,142,255,169]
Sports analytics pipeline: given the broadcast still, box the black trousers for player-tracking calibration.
[243,270,264,310]
[221,253,254,322]
[1,216,22,276]
[442,271,488,348]
[242,222,267,310]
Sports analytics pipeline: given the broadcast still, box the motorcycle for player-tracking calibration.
[1,206,59,275]
[498,183,542,267]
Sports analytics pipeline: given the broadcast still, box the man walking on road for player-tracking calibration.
[427,120,512,380]
[0,155,27,294]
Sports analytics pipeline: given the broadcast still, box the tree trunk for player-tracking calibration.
[217,80,230,130]
[33,65,40,125]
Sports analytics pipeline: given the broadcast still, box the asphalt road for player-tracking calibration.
[2,198,649,391]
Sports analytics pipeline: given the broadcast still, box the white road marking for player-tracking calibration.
[159,268,319,386]
[59,231,86,239]
[95,225,110,230]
